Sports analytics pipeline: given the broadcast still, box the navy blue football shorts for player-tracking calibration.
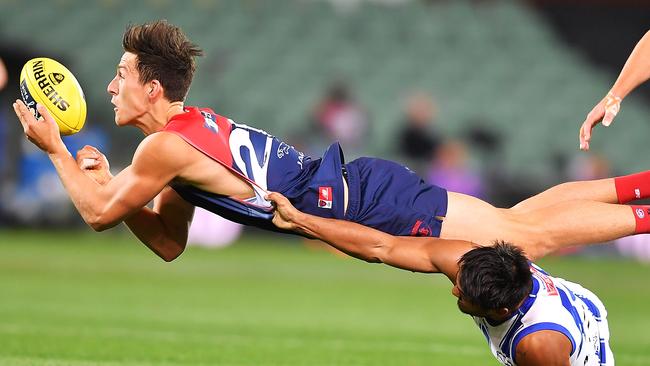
[344,157,448,237]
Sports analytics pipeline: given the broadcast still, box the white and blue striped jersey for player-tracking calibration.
[473,263,613,366]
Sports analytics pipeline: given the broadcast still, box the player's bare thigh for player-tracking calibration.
[439,191,524,247]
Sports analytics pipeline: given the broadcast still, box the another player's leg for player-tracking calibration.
[511,178,616,212]
[512,170,650,212]
[440,191,649,259]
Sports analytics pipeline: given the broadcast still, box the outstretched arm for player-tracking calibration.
[15,100,194,261]
[580,30,650,150]
[610,30,650,100]
[267,192,473,281]
[75,145,194,261]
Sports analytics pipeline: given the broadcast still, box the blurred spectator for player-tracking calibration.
[464,121,501,157]
[566,153,611,182]
[0,58,7,90]
[396,91,442,175]
[427,139,486,199]
[313,80,369,157]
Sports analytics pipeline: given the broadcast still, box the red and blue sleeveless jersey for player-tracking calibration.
[164,107,346,233]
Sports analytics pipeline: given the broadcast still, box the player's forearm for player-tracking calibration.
[292,212,388,263]
[291,213,439,273]
[48,150,118,230]
[123,207,185,262]
[610,30,650,99]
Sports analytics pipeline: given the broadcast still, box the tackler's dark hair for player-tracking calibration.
[457,242,532,311]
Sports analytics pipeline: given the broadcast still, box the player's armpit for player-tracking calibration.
[515,330,572,366]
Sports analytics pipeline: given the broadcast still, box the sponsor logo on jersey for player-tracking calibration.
[277,142,290,159]
[636,207,645,219]
[297,151,304,169]
[201,111,219,134]
[410,220,432,236]
[531,266,558,296]
[495,350,514,366]
[318,186,332,209]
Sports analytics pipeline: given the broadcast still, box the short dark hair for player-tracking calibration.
[122,20,203,102]
[457,242,532,311]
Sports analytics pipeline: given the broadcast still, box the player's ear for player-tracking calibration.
[147,80,162,99]
[494,307,510,317]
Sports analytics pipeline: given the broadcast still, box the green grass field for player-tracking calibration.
[0,230,649,366]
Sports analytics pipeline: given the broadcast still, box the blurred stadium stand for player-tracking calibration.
[0,0,649,224]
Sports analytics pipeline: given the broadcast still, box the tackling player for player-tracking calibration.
[12,21,650,262]
[267,191,613,366]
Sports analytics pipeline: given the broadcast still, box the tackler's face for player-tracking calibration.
[451,282,486,317]
[452,268,499,319]
[107,52,149,127]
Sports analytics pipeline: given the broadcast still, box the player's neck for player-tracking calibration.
[136,101,185,136]
[166,101,185,122]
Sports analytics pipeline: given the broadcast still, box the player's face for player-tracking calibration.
[107,52,149,126]
[452,284,487,317]
[452,273,497,319]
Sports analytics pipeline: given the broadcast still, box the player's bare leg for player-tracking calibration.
[511,171,650,213]
[511,178,617,213]
[440,192,636,260]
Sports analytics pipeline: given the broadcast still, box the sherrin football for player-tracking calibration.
[20,57,86,135]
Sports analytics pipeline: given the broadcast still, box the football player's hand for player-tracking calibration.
[579,92,621,151]
[76,145,113,185]
[266,192,301,231]
[13,100,66,155]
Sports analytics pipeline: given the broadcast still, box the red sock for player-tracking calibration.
[614,171,650,203]
[631,205,650,234]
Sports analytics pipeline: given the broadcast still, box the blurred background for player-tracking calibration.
[2,0,650,257]
[0,1,649,365]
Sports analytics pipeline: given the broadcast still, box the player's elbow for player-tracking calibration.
[160,252,180,262]
[341,241,385,264]
[361,252,382,264]
[86,213,119,232]
[158,243,185,262]
[367,237,396,264]
[86,216,111,232]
